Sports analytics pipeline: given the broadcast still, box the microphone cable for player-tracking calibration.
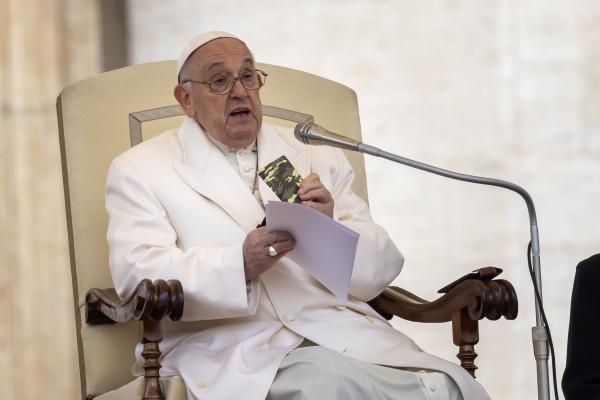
[528,241,560,400]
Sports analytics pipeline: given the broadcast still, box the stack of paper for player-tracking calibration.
[266,201,359,301]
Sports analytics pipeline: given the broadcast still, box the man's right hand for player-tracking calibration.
[243,227,295,281]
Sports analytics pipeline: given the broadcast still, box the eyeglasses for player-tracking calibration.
[182,69,268,95]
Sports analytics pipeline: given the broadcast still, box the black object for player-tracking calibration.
[562,253,600,399]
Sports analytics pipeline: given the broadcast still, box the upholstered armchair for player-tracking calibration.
[57,61,518,399]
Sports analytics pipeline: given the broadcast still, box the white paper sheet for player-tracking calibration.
[265,201,359,301]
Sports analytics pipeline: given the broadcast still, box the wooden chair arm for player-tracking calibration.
[370,278,518,323]
[368,267,518,377]
[85,279,184,325]
[85,279,184,400]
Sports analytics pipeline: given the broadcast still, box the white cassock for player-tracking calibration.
[105,117,490,400]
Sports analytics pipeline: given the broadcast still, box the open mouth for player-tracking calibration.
[229,107,252,118]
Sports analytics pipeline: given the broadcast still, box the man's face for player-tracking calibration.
[176,38,263,149]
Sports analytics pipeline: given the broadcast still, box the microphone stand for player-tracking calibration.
[293,121,550,400]
[356,142,550,400]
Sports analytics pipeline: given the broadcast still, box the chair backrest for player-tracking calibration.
[57,60,367,398]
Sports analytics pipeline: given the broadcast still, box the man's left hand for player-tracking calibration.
[298,173,334,218]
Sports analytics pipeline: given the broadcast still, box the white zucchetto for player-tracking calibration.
[177,31,244,77]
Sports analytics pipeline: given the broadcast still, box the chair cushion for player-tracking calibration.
[80,308,140,396]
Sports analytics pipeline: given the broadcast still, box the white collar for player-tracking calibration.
[206,134,257,156]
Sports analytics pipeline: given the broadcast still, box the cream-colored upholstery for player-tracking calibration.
[57,60,367,399]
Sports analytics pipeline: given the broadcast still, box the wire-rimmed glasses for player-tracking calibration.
[182,69,268,95]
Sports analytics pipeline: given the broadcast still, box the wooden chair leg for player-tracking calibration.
[452,308,479,377]
[142,318,164,400]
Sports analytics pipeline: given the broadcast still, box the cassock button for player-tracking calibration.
[243,165,252,173]
[429,385,437,392]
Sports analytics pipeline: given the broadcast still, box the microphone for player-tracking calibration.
[293,119,551,400]
[294,121,362,151]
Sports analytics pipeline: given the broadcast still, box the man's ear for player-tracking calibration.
[174,84,196,118]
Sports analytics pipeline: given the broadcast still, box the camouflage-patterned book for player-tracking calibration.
[258,155,304,203]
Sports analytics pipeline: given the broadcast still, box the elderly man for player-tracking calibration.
[106,31,489,400]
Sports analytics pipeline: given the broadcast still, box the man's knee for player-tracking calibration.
[269,347,367,399]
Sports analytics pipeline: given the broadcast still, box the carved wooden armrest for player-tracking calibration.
[368,267,518,377]
[86,279,184,400]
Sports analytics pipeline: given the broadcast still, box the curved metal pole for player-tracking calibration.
[357,142,550,400]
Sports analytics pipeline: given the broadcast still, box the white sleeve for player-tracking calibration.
[328,148,405,301]
[105,156,259,321]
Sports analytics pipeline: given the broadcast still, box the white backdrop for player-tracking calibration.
[126,1,600,398]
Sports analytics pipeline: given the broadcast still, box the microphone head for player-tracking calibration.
[294,120,314,144]
[294,120,378,155]
[293,120,362,151]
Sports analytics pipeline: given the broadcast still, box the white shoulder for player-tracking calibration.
[112,129,182,168]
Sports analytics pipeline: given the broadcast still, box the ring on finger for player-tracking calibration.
[268,245,278,257]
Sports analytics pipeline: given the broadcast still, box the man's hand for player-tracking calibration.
[298,173,334,218]
[243,227,295,281]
